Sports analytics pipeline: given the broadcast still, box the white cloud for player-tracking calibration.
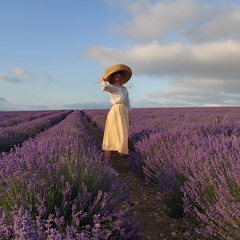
[181,4,240,42]
[86,39,240,80]
[85,0,240,85]
[114,0,199,43]
[113,0,240,44]
[146,76,240,106]
[11,66,31,79]
[146,86,240,107]
[86,37,240,105]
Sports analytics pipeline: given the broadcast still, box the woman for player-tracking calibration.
[100,64,132,164]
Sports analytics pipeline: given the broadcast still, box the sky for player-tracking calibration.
[1,0,240,111]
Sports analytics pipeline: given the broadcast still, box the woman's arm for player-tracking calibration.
[100,78,116,92]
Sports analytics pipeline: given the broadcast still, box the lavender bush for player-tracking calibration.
[181,135,240,239]
[0,110,139,239]
[0,110,72,153]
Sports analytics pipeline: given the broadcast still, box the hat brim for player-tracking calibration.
[103,64,132,84]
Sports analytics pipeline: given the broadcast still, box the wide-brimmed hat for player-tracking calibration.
[103,64,132,84]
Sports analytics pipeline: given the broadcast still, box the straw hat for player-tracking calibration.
[103,64,132,84]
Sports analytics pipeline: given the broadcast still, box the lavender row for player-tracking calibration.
[83,107,240,239]
[82,109,108,131]
[0,110,139,239]
[0,110,73,153]
[0,110,62,128]
[134,130,240,239]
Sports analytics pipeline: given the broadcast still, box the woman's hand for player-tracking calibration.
[100,77,105,83]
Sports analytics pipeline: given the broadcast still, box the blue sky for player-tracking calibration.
[1,0,240,111]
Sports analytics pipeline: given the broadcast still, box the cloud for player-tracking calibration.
[146,78,240,107]
[114,0,199,43]
[85,0,240,77]
[0,97,57,111]
[113,0,240,44]
[181,3,240,43]
[154,91,240,107]
[64,101,111,110]
[0,66,34,84]
[11,66,31,79]
[45,73,55,82]
[86,39,240,81]
[0,73,22,83]
[25,104,53,110]
[0,96,18,111]
[0,97,7,102]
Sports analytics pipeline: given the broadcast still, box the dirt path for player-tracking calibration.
[83,114,187,240]
[111,153,187,240]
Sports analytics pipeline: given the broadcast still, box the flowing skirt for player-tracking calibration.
[102,103,129,155]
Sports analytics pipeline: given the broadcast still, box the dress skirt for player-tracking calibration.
[102,103,129,155]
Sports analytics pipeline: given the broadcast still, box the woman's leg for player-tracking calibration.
[120,153,128,157]
[105,151,112,164]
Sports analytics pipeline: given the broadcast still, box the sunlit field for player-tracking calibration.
[0,107,239,239]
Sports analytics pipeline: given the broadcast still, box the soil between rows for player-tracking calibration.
[110,153,187,240]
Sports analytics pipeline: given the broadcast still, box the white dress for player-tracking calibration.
[100,81,131,155]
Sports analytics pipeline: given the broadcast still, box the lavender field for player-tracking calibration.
[0,110,138,239]
[0,107,239,239]
[83,107,240,240]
